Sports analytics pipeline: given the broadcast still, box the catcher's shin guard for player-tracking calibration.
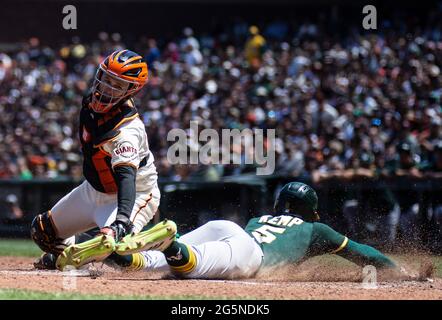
[30,211,66,255]
[115,220,177,255]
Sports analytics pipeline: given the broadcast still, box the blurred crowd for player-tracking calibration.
[0,11,441,184]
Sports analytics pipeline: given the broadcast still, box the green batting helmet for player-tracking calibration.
[274,182,320,222]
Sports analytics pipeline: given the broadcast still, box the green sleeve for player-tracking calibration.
[341,240,396,268]
[310,223,396,268]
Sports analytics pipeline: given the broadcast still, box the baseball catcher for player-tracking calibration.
[31,50,164,270]
[108,182,397,278]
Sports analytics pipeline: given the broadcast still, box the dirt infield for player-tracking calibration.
[0,256,441,299]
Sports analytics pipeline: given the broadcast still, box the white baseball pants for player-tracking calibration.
[50,180,160,244]
[141,220,264,279]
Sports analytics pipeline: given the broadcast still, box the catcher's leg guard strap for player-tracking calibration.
[30,211,65,255]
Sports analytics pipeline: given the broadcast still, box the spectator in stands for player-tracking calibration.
[0,194,23,224]
[244,25,266,68]
[145,38,161,69]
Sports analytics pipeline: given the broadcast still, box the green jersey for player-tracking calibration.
[245,215,395,268]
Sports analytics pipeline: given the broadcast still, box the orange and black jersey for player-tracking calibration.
[79,94,140,194]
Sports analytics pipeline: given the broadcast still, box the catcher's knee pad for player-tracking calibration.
[30,211,65,255]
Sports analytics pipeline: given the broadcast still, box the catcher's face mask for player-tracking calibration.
[90,66,141,113]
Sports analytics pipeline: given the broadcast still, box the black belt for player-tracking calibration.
[139,155,149,168]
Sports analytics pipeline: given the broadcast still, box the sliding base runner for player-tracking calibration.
[244,214,396,268]
[108,181,396,279]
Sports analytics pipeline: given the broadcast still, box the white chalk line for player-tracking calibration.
[0,271,433,288]
[199,280,283,286]
[196,279,434,289]
[0,270,92,277]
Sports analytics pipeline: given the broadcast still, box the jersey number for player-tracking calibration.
[252,225,286,244]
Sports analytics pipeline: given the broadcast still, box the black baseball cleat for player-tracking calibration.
[33,253,57,270]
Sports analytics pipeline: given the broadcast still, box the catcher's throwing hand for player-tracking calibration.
[100,216,135,242]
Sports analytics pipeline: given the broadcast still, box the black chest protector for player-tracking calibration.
[79,95,139,193]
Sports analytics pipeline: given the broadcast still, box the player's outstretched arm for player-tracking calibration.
[309,223,396,269]
[337,239,396,268]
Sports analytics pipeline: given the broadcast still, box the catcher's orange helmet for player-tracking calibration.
[90,50,148,113]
